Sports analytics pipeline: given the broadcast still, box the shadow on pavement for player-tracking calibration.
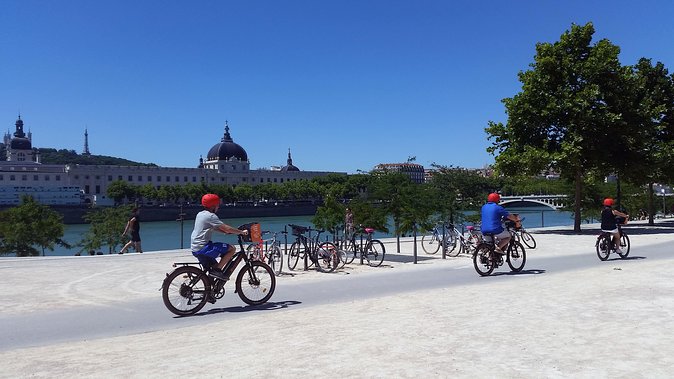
[605,256,647,262]
[189,300,302,318]
[491,269,547,276]
[384,254,437,263]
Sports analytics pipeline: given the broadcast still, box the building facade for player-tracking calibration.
[1,117,344,205]
[373,163,426,184]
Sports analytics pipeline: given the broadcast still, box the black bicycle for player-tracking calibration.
[340,225,386,267]
[595,219,630,261]
[287,224,340,273]
[472,229,526,276]
[161,227,276,316]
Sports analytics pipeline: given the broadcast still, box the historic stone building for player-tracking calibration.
[1,117,344,205]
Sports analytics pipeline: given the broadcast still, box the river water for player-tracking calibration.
[25,206,587,257]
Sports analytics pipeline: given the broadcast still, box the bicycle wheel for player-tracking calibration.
[446,235,463,257]
[618,233,630,258]
[340,239,357,265]
[267,245,283,276]
[421,233,441,254]
[596,235,611,261]
[162,266,210,316]
[520,231,537,249]
[236,261,276,306]
[506,241,527,272]
[287,242,302,271]
[315,242,340,273]
[444,232,458,255]
[473,244,495,276]
[363,240,385,267]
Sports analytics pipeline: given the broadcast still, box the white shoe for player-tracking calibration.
[616,248,623,254]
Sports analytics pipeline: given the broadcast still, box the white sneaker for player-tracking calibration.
[616,248,624,255]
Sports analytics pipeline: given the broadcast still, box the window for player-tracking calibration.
[55,175,61,181]
[10,175,15,181]
[183,176,188,182]
[21,175,27,181]
[232,165,236,171]
[175,176,179,182]
[0,175,3,180]
[45,175,50,181]
[33,175,38,180]
[138,176,142,181]
[85,185,90,194]
[75,175,79,180]
[147,176,152,181]
[192,177,196,182]
[85,175,89,180]
[274,178,277,183]
[108,175,113,181]
[18,152,25,161]
[96,175,100,180]
[157,176,161,182]
[95,185,101,194]
[117,176,122,180]
[166,176,171,182]
[128,176,133,181]
[243,177,247,182]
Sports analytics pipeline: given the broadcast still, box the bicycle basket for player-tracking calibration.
[290,224,308,236]
[238,222,262,243]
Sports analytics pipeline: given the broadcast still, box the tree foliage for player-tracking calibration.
[79,205,133,254]
[485,22,670,231]
[0,195,67,256]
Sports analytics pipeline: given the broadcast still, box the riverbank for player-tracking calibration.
[1,219,673,377]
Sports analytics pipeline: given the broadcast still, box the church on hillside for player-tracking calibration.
[1,116,344,205]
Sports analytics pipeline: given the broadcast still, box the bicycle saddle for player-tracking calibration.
[364,227,375,234]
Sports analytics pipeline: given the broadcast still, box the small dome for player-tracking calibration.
[280,148,300,171]
[206,123,248,162]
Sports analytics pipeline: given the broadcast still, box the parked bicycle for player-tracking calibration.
[287,224,340,273]
[246,230,286,276]
[505,217,537,249]
[444,223,482,257]
[595,218,631,261]
[472,228,526,276]
[339,225,386,267]
[161,229,276,316]
[421,222,451,255]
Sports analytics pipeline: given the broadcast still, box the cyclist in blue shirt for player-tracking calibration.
[481,193,521,254]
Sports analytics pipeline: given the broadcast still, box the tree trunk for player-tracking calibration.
[574,169,583,233]
[648,182,655,226]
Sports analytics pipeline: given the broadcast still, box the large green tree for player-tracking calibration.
[486,23,637,232]
[0,196,67,256]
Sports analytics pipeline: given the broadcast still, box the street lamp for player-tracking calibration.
[662,188,667,217]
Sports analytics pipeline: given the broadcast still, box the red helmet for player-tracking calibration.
[487,193,500,203]
[201,193,221,209]
[603,198,614,206]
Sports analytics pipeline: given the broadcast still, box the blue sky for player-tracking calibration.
[2,1,673,174]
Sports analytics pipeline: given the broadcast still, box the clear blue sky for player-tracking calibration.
[2,1,673,174]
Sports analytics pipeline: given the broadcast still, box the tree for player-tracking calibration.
[0,195,67,256]
[80,205,133,254]
[486,23,635,232]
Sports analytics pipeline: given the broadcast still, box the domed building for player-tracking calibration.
[280,148,300,172]
[4,115,39,163]
[1,117,345,206]
[201,121,250,173]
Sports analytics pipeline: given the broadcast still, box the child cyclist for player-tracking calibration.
[600,198,629,254]
[191,193,248,280]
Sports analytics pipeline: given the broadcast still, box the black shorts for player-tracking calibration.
[130,232,141,242]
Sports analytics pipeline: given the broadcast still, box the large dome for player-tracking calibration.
[206,124,248,162]
[280,148,300,171]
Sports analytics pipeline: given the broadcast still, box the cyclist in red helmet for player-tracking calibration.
[481,192,521,254]
[191,193,248,280]
[600,198,629,254]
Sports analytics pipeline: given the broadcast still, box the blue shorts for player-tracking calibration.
[192,242,231,268]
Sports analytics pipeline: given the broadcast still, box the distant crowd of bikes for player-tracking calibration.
[161,218,631,316]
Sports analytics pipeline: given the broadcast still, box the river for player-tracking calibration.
[23,206,588,257]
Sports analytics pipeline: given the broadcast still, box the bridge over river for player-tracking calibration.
[499,195,566,210]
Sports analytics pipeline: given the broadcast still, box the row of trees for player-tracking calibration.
[487,22,674,231]
[1,167,667,256]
